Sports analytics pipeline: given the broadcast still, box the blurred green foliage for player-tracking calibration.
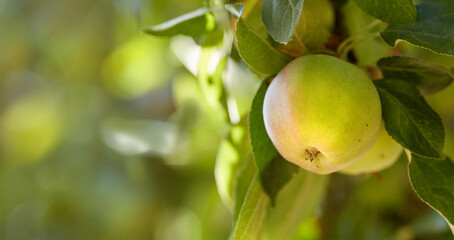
[0,0,453,239]
[0,0,232,239]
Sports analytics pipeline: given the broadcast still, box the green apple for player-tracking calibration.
[263,54,382,174]
[305,0,335,31]
[341,125,403,175]
[279,5,331,56]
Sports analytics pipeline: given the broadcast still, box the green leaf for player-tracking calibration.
[261,0,304,44]
[352,0,416,24]
[249,80,298,204]
[241,0,267,37]
[264,171,329,240]
[215,139,240,210]
[223,58,261,120]
[215,123,257,220]
[374,79,445,160]
[409,154,454,228]
[236,18,292,75]
[381,1,454,56]
[232,174,269,240]
[260,156,299,206]
[233,157,257,222]
[197,48,226,108]
[102,118,178,157]
[378,56,454,95]
[225,3,245,18]
[249,81,279,173]
[143,8,216,37]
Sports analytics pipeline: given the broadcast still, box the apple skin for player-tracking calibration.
[341,125,403,175]
[305,0,334,31]
[279,3,332,57]
[263,54,382,174]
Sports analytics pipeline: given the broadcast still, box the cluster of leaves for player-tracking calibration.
[144,0,454,238]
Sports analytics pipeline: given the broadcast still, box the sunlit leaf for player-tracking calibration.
[236,18,292,75]
[264,171,329,240]
[197,47,226,108]
[143,8,216,37]
[225,3,245,18]
[102,117,178,157]
[223,58,260,121]
[233,157,257,222]
[215,139,240,210]
[232,175,268,240]
[215,123,253,211]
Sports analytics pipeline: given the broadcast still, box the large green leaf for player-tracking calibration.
[216,123,257,219]
[260,155,299,206]
[233,157,257,222]
[353,0,416,24]
[236,18,292,75]
[409,154,454,231]
[378,56,454,95]
[232,174,269,240]
[381,1,454,56]
[249,80,299,204]
[261,0,304,43]
[215,139,240,210]
[374,79,445,160]
[241,0,267,36]
[143,8,216,37]
[264,170,329,240]
[249,81,278,173]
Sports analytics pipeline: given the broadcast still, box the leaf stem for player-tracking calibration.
[339,32,381,59]
[336,20,382,55]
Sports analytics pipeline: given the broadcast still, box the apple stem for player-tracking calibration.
[304,148,321,164]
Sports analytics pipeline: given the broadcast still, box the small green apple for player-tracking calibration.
[263,54,382,174]
[341,125,403,175]
[279,4,331,56]
[305,0,335,31]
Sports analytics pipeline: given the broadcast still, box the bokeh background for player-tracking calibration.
[0,0,453,239]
